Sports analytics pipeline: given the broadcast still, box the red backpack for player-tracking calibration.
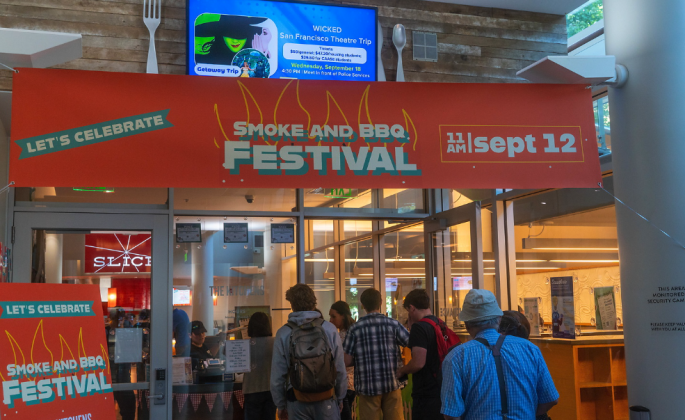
[420,317,461,364]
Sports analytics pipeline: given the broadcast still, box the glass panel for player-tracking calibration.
[342,220,373,240]
[31,229,152,419]
[481,208,496,296]
[448,189,492,209]
[344,238,373,320]
[174,188,296,212]
[567,0,603,38]
[594,96,611,155]
[305,220,335,313]
[384,225,425,325]
[381,189,424,213]
[16,187,168,205]
[171,216,296,418]
[514,204,620,328]
[513,188,622,420]
[446,222,472,330]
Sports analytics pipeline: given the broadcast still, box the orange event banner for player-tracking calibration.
[0,283,115,420]
[10,68,601,189]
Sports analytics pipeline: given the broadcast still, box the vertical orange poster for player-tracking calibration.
[0,284,115,420]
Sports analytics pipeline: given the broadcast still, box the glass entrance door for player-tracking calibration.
[12,212,171,420]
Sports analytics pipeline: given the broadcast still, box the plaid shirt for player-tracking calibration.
[441,329,559,420]
[342,312,410,396]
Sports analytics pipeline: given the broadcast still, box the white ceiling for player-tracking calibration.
[425,0,587,15]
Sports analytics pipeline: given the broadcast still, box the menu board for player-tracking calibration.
[172,357,193,384]
[176,223,202,243]
[224,223,249,243]
[551,276,575,339]
[271,223,295,243]
[523,297,541,336]
[225,339,251,373]
[594,286,617,330]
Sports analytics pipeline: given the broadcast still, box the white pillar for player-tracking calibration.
[604,2,685,417]
[192,232,214,333]
[45,233,63,284]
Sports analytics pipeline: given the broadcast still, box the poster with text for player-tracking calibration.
[551,276,575,339]
[594,286,617,330]
[11,69,602,190]
[0,283,115,420]
[523,297,541,336]
[188,0,376,81]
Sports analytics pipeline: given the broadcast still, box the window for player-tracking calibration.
[567,0,604,38]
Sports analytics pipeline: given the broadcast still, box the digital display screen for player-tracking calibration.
[188,0,377,81]
[173,288,192,306]
[453,277,473,291]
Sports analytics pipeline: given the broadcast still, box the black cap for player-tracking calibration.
[190,320,207,334]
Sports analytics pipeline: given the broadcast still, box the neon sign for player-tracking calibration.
[85,233,152,274]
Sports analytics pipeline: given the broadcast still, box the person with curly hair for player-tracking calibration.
[270,284,347,420]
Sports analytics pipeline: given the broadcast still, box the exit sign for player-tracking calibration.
[324,188,358,198]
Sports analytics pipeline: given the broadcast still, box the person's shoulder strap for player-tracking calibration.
[475,334,509,418]
[475,337,489,347]
[419,317,438,328]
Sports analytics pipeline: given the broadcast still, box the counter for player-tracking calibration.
[455,332,626,420]
[533,335,627,420]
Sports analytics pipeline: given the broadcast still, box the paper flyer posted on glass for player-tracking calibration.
[551,276,576,339]
[0,284,115,420]
[188,0,376,81]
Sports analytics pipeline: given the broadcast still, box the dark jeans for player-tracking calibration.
[244,390,277,420]
[412,396,442,420]
[340,390,357,420]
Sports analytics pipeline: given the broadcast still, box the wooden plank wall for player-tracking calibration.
[0,0,566,90]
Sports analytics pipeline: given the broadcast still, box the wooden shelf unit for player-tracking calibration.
[534,339,628,420]
[573,344,628,420]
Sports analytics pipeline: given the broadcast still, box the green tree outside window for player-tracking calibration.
[567,0,604,38]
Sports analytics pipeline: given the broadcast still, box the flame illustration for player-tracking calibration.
[214,82,419,154]
[402,109,418,151]
[237,81,263,132]
[214,104,230,147]
[59,334,77,378]
[358,85,374,144]
[2,322,101,381]
[30,320,54,370]
[4,331,26,376]
[100,344,110,372]
[78,328,88,360]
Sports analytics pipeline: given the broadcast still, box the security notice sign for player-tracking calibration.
[10,69,601,189]
[0,283,115,420]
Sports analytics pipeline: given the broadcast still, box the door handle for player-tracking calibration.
[146,394,164,400]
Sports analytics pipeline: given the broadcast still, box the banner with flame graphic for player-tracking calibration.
[0,283,115,420]
[10,68,601,189]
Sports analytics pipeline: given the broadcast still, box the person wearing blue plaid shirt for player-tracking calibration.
[441,289,559,420]
[342,288,409,420]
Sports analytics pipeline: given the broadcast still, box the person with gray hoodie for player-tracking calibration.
[270,284,347,420]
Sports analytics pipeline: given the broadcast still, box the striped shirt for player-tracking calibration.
[441,328,559,420]
[342,312,410,396]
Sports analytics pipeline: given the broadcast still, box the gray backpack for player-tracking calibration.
[286,318,337,402]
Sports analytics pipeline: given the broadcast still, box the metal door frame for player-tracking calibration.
[12,211,172,419]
